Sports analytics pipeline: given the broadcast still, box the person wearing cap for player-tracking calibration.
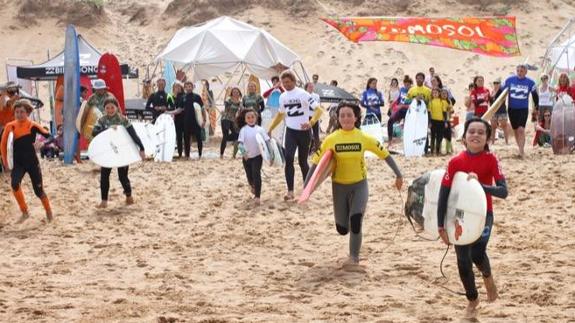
[490,78,510,145]
[501,64,539,158]
[1,99,54,223]
[145,78,169,124]
[0,81,22,133]
[86,79,116,114]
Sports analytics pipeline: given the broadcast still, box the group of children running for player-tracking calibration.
[2,68,510,319]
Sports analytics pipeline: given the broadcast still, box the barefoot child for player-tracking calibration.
[310,101,403,266]
[92,98,145,208]
[237,108,270,205]
[1,99,53,223]
[437,117,508,318]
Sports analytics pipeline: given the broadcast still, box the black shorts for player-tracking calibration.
[508,108,528,130]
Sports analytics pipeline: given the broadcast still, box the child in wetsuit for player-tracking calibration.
[437,117,508,319]
[1,99,54,223]
[237,108,270,206]
[92,98,145,209]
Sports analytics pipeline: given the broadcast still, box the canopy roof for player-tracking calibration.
[16,34,134,81]
[156,16,301,81]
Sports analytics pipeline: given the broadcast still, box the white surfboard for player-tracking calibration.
[403,100,428,157]
[269,138,284,167]
[154,114,176,162]
[261,108,285,147]
[361,113,384,158]
[255,132,271,165]
[194,102,203,125]
[131,121,159,157]
[7,131,14,170]
[420,169,488,245]
[88,126,142,168]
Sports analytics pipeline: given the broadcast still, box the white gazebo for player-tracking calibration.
[156,16,307,83]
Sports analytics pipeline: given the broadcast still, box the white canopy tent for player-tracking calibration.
[541,18,575,84]
[156,16,307,83]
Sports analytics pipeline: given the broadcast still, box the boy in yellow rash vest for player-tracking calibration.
[309,101,403,267]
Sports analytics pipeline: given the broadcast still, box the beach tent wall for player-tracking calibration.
[15,34,133,81]
[541,18,575,84]
[156,16,305,82]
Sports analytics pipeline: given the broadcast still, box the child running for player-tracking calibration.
[92,98,145,208]
[310,101,403,267]
[437,117,508,319]
[237,108,270,205]
[1,99,53,223]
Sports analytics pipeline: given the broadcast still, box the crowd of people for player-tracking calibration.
[1,63,574,319]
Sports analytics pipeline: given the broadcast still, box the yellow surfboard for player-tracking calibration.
[482,88,509,121]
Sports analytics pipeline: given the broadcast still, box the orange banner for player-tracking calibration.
[323,17,520,57]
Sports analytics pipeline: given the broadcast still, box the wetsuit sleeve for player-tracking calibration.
[145,94,155,110]
[365,133,390,160]
[31,122,51,139]
[384,156,402,178]
[531,88,539,107]
[126,125,145,151]
[482,179,508,199]
[258,97,265,113]
[0,124,8,166]
[438,159,457,227]
[437,185,450,228]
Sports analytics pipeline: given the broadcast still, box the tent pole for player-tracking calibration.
[47,49,56,135]
[214,63,243,103]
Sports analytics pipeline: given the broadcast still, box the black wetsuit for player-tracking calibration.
[145,90,169,123]
[182,92,204,158]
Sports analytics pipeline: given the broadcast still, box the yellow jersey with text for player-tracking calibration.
[311,128,390,184]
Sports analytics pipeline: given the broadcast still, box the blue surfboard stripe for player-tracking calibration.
[63,25,80,164]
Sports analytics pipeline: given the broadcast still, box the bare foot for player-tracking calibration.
[126,196,134,205]
[341,256,365,272]
[283,192,294,201]
[96,201,108,209]
[46,212,53,223]
[253,197,261,206]
[484,276,498,302]
[220,155,224,160]
[15,213,30,224]
[464,299,479,319]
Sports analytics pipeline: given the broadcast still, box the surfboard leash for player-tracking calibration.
[435,244,466,296]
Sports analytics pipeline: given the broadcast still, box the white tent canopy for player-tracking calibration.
[542,18,575,73]
[156,16,303,82]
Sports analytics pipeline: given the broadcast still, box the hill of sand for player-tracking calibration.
[0,0,574,321]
